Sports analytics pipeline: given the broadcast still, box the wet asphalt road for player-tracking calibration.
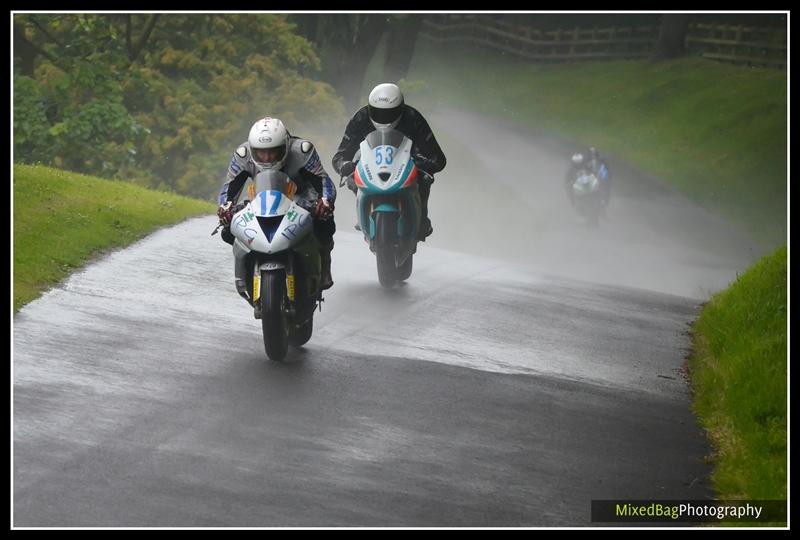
[13,110,760,527]
[14,226,714,527]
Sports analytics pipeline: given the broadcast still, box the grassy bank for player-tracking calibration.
[688,245,787,516]
[13,164,215,311]
[403,40,787,247]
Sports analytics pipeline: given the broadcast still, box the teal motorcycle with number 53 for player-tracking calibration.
[342,128,423,288]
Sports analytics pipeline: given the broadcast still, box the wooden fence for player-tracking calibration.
[420,17,787,68]
[685,22,787,68]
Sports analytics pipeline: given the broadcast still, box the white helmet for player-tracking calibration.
[368,83,404,129]
[248,117,289,171]
[571,153,585,165]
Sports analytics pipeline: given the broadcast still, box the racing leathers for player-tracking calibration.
[218,136,337,289]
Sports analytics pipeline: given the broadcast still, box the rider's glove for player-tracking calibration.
[313,198,334,220]
[217,201,234,226]
[413,155,433,175]
[340,161,357,177]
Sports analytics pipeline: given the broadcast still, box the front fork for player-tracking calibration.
[357,189,420,246]
[233,243,297,316]
[252,257,296,320]
[235,250,322,320]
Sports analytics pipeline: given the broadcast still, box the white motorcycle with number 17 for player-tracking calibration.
[221,170,323,361]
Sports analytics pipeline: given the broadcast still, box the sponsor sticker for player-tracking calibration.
[304,151,324,176]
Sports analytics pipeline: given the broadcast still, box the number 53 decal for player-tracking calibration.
[374,145,395,165]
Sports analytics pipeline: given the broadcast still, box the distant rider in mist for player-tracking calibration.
[565,146,612,210]
[332,83,447,242]
[216,117,337,290]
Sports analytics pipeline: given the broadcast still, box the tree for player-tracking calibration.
[383,15,424,83]
[14,22,54,76]
[13,13,346,199]
[292,14,389,112]
[652,14,691,61]
[122,14,160,63]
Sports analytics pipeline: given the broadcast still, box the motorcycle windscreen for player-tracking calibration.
[364,128,406,149]
[253,170,291,196]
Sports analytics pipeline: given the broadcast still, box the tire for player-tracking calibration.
[577,198,600,228]
[289,316,313,347]
[586,199,601,228]
[375,213,398,288]
[261,270,288,361]
[397,253,413,281]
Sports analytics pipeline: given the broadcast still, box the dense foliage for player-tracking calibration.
[14,14,348,199]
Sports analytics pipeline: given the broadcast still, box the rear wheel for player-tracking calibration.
[261,270,288,361]
[375,213,398,288]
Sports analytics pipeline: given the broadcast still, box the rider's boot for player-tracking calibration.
[417,177,433,242]
[320,241,334,290]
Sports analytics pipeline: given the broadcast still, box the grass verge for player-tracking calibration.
[13,163,215,311]
[688,245,787,523]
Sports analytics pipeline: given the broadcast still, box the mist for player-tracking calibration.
[325,106,761,300]
[300,17,769,300]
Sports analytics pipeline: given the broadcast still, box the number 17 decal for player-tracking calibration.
[260,191,282,215]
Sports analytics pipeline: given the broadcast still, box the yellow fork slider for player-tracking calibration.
[287,274,295,302]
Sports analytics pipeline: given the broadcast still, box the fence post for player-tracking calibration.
[626,26,632,55]
[554,27,561,60]
[570,26,578,60]
[525,26,532,55]
[609,26,616,56]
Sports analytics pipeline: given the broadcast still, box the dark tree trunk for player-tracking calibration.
[125,14,133,59]
[14,23,38,76]
[319,14,389,112]
[14,21,61,74]
[383,15,423,83]
[129,14,160,63]
[652,14,691,60]
[291,14,320,46]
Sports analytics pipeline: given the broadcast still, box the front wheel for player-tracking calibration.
[261,270,289,361]
[289,316,313,347]
[397,253,413,281]
[375,212,399,288]
[585,201,601,228]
